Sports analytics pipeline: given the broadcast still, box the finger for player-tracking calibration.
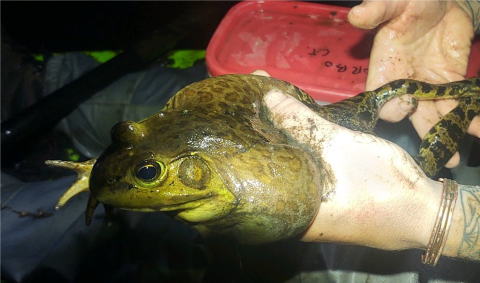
[445,152,460,168]
[348,0,404,29]
[263,90,344,145]
[251,70,270,77]
[379,94,417,122]
[468,116,480,138]
[409,101,441,139]
[435,99,459,116]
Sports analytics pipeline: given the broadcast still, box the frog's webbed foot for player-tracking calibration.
[45,158,96,210]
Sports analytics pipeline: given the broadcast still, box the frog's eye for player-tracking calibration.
[135,160,164,182]
[178,156,211,189]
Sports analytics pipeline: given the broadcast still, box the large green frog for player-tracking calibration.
[47,74,480,244]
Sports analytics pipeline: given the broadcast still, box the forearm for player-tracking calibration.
[301,176,480,262]
[443,183,480,261]
[456,0,480,33]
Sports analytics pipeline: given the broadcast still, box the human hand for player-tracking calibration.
[262,88,442,251]
[348,0,480,168]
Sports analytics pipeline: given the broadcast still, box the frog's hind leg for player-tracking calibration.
[405,77,480,101]
[322,78,479,134]
[414,96,480,178]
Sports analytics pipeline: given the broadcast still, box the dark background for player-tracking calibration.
[2,1,360,53]
[2,2,479,283]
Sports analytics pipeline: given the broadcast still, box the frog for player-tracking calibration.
[46,74,480,244]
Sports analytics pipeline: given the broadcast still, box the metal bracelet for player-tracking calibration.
[422,178,458,266]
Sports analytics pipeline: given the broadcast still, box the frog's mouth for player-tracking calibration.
[110,191,219,212]
[156,192,219,212]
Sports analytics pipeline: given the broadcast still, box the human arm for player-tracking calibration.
[263,89,480,262]
[348,0,480,167]
[446,184,480,261]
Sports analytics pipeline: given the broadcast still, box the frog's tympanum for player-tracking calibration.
[47,74,480,244]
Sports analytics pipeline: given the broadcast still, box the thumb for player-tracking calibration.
[348,0,404,29]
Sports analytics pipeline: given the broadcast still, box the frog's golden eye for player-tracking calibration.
[135,160,164,182]
[178,156,211,189]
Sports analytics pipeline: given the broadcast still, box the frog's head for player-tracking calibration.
[89,110,238,223]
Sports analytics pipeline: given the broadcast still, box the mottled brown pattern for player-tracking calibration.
[169,75,479,177]
[49,74,479,244]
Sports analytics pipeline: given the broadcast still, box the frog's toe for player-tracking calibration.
[45,159,96,210]
[55,177,89,210]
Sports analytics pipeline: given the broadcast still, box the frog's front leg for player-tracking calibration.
[414,96,480,177]
[45,158,96,209]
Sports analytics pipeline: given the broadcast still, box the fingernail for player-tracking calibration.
[264,90,288,109]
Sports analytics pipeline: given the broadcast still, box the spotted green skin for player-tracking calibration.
[89,74,479,244]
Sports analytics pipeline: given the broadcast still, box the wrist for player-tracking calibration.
[421,179,459,265]
[442,183,480,261]
[392,178,444,250]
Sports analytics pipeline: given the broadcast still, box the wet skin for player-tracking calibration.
[47,74,480,244]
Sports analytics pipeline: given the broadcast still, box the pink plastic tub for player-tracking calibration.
[206,1,480,103]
